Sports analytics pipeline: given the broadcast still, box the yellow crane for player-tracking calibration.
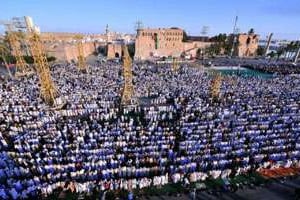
[74,34,87,72]
[210,72,222,100]
[0,21,28,75]
[172,57,178,71]
[121,45,134,105]
[28,31,58,105]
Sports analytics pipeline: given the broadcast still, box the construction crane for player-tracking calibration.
[0,20,28,75]
[74,34,87,72]
[210,72,222,100]
[121,45,134,105]
[172,57,178,71]
[230,15,239,57]
[28,31,58,105]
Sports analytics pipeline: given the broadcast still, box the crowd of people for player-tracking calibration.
[207,57,300,74]
[0,61,299,199]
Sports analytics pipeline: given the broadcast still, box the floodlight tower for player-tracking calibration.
[135,20,143,32]
[201,26,209,36]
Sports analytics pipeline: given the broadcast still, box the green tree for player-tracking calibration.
[127,43,135,59]
[268,51,276,58]
[205,43,221,56]
[182,31,188,42]
[209,33,230,55]
[276,47,285,60]
[248,28,255,34]
[23,56,34,64]
[256,46,265,56]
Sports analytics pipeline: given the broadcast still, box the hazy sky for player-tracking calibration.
[1,0,300,40]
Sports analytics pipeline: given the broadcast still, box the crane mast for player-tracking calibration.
[29,32,58,105]
[121,45,134,105]
[1,23,28,75]
[74,35,87,72]
[210,73,222,100]
[172,57,178,71]
[230,16,239,57]
[264,33,273,57]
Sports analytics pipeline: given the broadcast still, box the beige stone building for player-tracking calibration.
[135,28,183,60]
[39,32,134,61]
[37,32,104,62]
[134,28,211,60]
[233,33,259,57]
[43,42,98,62]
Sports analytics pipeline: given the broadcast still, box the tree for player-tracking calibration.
[276,47,285,60]
[209,33,231,55]
[256,46,265,56]
[205,43,222,56]
[23,56,34,64]
[182,31,188,42]
[127,43,135,59]
[267,51,276,58]
[248,28,255,34]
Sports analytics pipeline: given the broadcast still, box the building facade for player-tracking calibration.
[107,43,122,59]
[135,28,184,60]
[134,28,211,60]
[44,42,97,62]
[234,33,259,57]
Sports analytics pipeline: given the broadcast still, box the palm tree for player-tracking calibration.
[276,47,284,61]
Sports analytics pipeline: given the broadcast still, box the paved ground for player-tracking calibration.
[142,177,300,200]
